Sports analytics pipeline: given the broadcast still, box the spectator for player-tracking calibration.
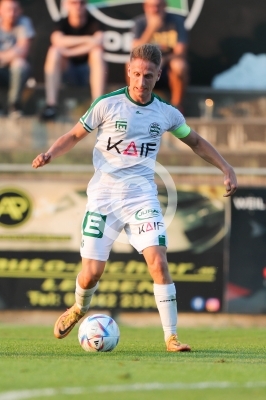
[132,0,188,110]
[41,0,106,120]
[0,0,35,117]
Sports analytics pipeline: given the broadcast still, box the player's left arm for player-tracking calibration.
[180,129,238,197]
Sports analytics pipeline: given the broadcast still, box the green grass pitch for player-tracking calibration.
[0,324,265,400]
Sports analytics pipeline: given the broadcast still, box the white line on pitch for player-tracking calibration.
[1,382,266,400]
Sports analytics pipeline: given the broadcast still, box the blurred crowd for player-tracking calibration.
[0,0,189,119]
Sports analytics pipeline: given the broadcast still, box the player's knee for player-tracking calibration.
[148,257,169,277]
[80,259,105,288]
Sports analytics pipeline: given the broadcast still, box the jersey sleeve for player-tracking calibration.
[79,98,104,133]
[168,107,191,138]
[170,123,191,138]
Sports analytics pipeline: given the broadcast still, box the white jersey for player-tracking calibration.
[80,87,190,197]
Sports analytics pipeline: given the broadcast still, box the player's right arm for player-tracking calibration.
[180,129,238,197]
[32,122,88,169]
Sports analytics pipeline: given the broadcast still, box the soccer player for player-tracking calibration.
[32,44,237,352]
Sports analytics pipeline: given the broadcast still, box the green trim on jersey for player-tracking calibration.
[125,87,155,107]
[153,92,172,106]
[170,124,191,138]
[80,87,127,131]
[80,119,93,132]
[89,87,126,111]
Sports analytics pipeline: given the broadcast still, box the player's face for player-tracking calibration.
[128,58,161,104]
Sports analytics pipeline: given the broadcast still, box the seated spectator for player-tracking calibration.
[41,0,106,120]
[0,0,35,117]
[131,0,188,110]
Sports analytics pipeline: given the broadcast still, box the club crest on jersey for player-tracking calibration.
[115,119,127,132]
[149,122,161,137]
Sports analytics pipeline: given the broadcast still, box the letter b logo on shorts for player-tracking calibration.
[82,212,107,238]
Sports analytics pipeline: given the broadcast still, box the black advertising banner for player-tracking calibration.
[227,188,266,314]
[0,246,224,312]
[0,180,226,313]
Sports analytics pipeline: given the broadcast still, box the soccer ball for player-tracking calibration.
[78,314,120,352]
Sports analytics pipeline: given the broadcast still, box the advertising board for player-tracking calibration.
[227,188,266,314]
[0,180,226,312]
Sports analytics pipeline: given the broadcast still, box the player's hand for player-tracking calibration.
[223,167,238,197]
[32,152,51,169]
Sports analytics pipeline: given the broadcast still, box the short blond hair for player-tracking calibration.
[130,44,162,67]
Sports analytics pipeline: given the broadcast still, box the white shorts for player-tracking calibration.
[80,195,168,261]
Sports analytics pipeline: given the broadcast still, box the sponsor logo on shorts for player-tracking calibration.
[158,235,166,246]
[149,122,161,137]
[135,208,161,220]
[139,221,164,234]
[82,211,107,238]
